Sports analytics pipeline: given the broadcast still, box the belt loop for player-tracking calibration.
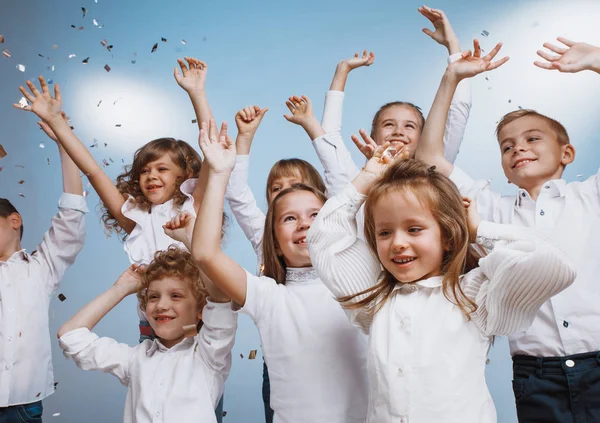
[596,351,600,366]
[535,357,543,378]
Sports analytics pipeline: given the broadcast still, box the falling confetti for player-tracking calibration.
[36,393,41,398]
[115,124,121,127]
[151,42,158,53]
[82,57,90,64]
[248,350,257,360]
[222,411,227,417]
[58,293,67,302]
[240,353,244,359]
[18,97,29,109]
[508,99,512,103]
[77,26,84,31]
[54,382,59,388]
[53,413,61,417]
[52,44,58,49]
[181,39,186,45]
[102,158,110,167]
[485,76,489,81]
[39,143,45,149]
[16,64,26,72]
[39,53,45,58]
[481,30,489,37]
[47,158,50,165]
[131,60,136,64]
[18,180,25,185]
[81,7,87,17]
[0,144,7,159]
[71,25,76,28]
[486,359,491,364]
[100,39,108,47]
[203,36,207,41]
[93,19,98,26]
[2,49,11,58]
[0,35,4,44]
[104,64,111,72]
[106,45,113,51]
[83,189,89,197]
[18,193,25,198]
[161,37,167,42]
[576,174,583,179]
[15,164,25,168]
[192,119,197,124]
[182,324,198,338]
[47,79,53,84]
[97,100,102,107]
[68,53,76,59]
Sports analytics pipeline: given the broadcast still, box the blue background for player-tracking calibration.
[1,0,599,421]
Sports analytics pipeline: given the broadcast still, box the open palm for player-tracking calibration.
[13,76,62,123]
[449,39,509,80]
[535,37,600,73]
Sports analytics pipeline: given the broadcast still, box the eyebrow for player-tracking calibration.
[500,129,544,146]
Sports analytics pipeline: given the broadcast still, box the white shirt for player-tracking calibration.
[122,179,197,265]
[0,193,87,406]
[451,166,600,357]
[58,300,237,423]
[307,184,576,423]
[238,267,369,423]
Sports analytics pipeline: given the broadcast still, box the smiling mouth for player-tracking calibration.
[294,238,307,245]
[155,316,175,324]
[146,184,162,191]
[392,257,416,266]
[512,159,537,169]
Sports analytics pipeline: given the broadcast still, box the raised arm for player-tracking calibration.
[58,265,143,337]
[534,37,600,74]
[417,40,509,176]
[192,121,248,306]
[163,211,231,303]
[14,76,134,233]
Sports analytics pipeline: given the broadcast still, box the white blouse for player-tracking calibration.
[238,267,369,423]
[307,184,576,423]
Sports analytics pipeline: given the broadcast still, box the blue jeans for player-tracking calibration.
[262,361,274,423]
[0,401,43,423]
[513,351,600,423]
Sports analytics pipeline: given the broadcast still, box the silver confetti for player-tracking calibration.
[18,97,29,109]
[39,143,45,149]
[68,54,76,59]
[16,64,26,72]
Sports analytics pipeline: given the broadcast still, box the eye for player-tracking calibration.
[159,167,169,171]
[408,227,423,233]
[406,124,415,129]
[310,212,319,218]
[272,186,281,192]
[502,145,513,154]
[377,230,391,238]
[171,293,182,299]
[284,215,296,222]
[384,122,393,127]
[140,169,149,174]
[148,294,158,300]
[527,137,539,142]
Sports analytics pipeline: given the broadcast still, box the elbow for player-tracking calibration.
[191,244,215,266]
[57,324,69,339]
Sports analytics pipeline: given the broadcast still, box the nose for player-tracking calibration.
[392,126,405,136]
[156,296,170,312]
[297,215,311,231]
[514,141,528,154]
[391,232,408,253]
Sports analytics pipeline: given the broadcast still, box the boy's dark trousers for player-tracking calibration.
[512,351,600,423]
[0,401,43,423]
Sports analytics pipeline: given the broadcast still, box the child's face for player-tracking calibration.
[373,105,422,154]
[0,214,21,259]
[145,276,202,349]
[498,116,574,192]
[268,172,303,204]
[372,191,444,283]
[274,191,323,268]
[139,153,186,205]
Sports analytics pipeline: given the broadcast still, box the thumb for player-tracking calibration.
[553,62,576,73]
[173,67,181,82]
[422,28,434,38]
[283,114,293,122]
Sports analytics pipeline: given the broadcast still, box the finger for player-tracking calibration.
[173,67,182,82]
[54,84,62,103]
[220,121,228,140]
[301,95,311,105]
[552,61,577,73]
[258,107,269,117]
[19,86,36,103]
[285,101,296,114]
[252,105,262,115]
[536,49,560,62]
[38,76,49,95]
[557,37,576,47]
[177,59,189,76]
[195,60,208,70]
[350,134,366,149]
[482,42,503,61]
[359,128,376,146]
[461,50,471,59]
[240,108,249,121]
[368,51,375,65]
[473,39,482,58]
[362,49,368,59]
[543,42,568,55]
[26,80,42,98]
[208,119,218,141]
[486,56,510,71]
[533,60,555,70]
[372,142,391,159]
[12,103,29,111]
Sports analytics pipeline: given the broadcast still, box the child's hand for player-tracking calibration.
[361,140,411,178]
[174,57,209,94]
[199,119,236,175]
[418,5,460,55]
[13,76,62,123]
[448,39,509,80]
[163,211,195,248]
[534,37,600,74]
[113,264,145,296]
[235,105,268,140]
[38,111,69,143]
[283,95,317,127]
[463,197,481,243]
[351,129,378,160]
[337,50,375,73]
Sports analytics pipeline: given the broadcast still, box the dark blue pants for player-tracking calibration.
[262,361,274,423]
[0,401,43,423]
[512,351,600,423]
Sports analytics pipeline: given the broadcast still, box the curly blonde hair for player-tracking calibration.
[102,138,202,239]
[137,247,208,312]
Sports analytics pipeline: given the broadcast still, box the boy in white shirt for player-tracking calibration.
[0,124,87,422]
[58,245,236,423]
[416,37,600,422]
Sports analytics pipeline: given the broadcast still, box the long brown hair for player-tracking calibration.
[340,159,481,317]
[101,138,202,238]
[370,101,425,139]
[262,184,327,284]
[265,159,326,204]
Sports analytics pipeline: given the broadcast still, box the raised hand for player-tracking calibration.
[38,111,69,143]
[534,37,600,74]
[163,211,195,248]
[418,5,460,55]
[113,264,145,296]
[463,197,481,243]
[199,119,236,175]
[235,105,268,140]
[337,50,375,72]
[13,76,62,123]
[174,57,209,94]
[448,39,509,80]
[362,141,411,178]
[283,95,316,126]
[351,129,378,160]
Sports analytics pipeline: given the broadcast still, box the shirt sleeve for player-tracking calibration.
[237,270,280,325]
[462,221,577,336]
[307,184,382,333]
[31,193,88,295]
[197,300,238,408]
[442,53,472,164]
[449,166,503,222]
[224,155,265,262]
[321,90,345,134]
[58,327,135,387]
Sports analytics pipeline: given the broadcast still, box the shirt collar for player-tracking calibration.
[146,336,195,356]
[391,275,443,293]
[516,178,567,207]
[0,249,29,265]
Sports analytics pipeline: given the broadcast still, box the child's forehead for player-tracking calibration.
[379,105,419,122]
[147,275,190,291]
[499,115,552,139]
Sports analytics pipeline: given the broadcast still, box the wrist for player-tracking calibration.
[335,62,351,74]
[110,284,136,298]
[352,169,379,195]
[447,39,461,56]
[442,68,462,85]
[593,52,600,73]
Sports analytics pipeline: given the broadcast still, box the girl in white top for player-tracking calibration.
[191,121,369,423]
[306,148,577,423]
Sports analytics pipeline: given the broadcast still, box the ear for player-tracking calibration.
[9,213,22,231]
[196,309,203,321]
[560,144,575,166]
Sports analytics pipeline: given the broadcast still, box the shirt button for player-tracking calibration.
[521,192,526,197]
[565,360,575,368]
[5,364,10,370]
[397,367,403,375]
[400,417,408,423]
[563,320,569,328]
[545,185,550,189]
[155,411,161,417]
[540,209,545,216]
[7,337,12,342]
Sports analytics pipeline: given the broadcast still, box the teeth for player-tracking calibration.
[393,258,415,264]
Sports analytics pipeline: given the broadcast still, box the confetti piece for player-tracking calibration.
[0,35,4,44]
[15,164,25,168]
[481,30,489,37]
[19,193,25,198]
[102,158,110,166]
[38,53,45,58]
[182,324,198,338]
[47,158,50,165]
[485,76,489,81]
[16,64,26,72]
[0,167,3,172]
[192,119,197,124]
[100,39,108,47]
[2,49,11,58]
[161,37,167,42]
[36,392,41,398]
[69,54,76,59]
[97,100,102,107]
[240,353,244,359]
[54,382,59,388]
[248,350,257,360]
[81,7,87,17]
[19,97,29,109]
[77,26,84,31]
[115,124,121,127]
[576,174,583,178]
[53,413,61,417]
[0,144,7,159]
[58,293,67,302]
[109,157,114,163]
[18,180,24,184]
[222,411,227,417]
[203,36,207,42]
[52,44,58,49]
[181,39,186,45]
[508,99,512,103]
[106,45,113,51]
[39,143,45,149]
[151,43,158,53]
[71,25,76,28]
[486,359,491,364]
[131,60,136,64]
[104,142,107,147]
[19,331,21,337]
[104,64,111,72]
[83,190,89,197]
[47,79,53,84]
[93,19,98,26]
[82,57,89,64]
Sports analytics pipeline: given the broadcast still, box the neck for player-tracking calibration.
[523,168,564,201]
[0,241,21,262]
